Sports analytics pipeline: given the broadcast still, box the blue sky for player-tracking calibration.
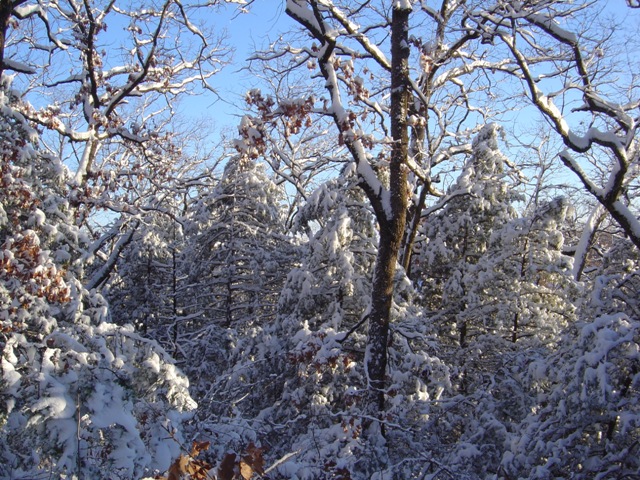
[188,2,293,131]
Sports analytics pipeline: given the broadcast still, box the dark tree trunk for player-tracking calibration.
[286,0,413,418]
[366,1,411,414]
[0,0,13,79]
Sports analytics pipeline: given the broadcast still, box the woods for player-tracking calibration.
[1,0,639,478]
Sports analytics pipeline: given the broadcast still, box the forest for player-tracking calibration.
[0,0,639,479]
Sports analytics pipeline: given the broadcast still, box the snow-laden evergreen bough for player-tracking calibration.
[502,312,640,479]
[501,236,640,478]
[1,319,197,479]
[175,154,296,411]
[0,82,196,479]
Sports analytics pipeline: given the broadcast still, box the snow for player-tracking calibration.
[88,383,137,431]
[54,248,72,263]
[12,3,44,18]
[572,203,604,280]
[286,0,322,33]
[1,355,21,398]
[527,12,578,44]
[568,127,625,152]
[609,200,640,242]
[2,58,37,75]
[143,351,163,374]
[395,0,412,10]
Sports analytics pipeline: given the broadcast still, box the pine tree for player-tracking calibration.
[407,125,582,478]
[500,228,638,478]
[504,310,640,479]
[465,196,579,345]
[104,210,184,351]
[415,124,520,344]
[0,75,195,480]
[178,155,294,408]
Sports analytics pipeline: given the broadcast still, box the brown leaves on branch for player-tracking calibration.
[278,97,314,137]
[0,231,70,304]
[245,89,315,138]
[1,150,71,318]
[235,89,316,160]
[218,443,265,480]
[158,441,265,480]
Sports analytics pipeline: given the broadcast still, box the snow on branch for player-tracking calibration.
[322,3,391,70]
[1,58,37,75]
[285,0,324,40]
[490,6,640,248]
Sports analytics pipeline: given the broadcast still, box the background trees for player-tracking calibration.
[0,0,224,477]
[235,0,639,477]
[4,0,226,289]
[0,78,196,479]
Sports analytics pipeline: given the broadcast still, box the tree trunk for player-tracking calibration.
[0,0,13,79]
[366,1,411,415]
[285,0,412,418]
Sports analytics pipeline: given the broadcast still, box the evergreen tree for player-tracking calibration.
[415,124,520,344]
[409,125,581,479]
[465,196,579,345]
[178,154,295,409]
[104,211,184,352]
[504,311,640,479]
[185,156,289,328]
[0,77,195,480]
[500,229,638,478]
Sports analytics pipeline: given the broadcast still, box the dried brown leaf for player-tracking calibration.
[239,461,253,480]
[218,452,237,480]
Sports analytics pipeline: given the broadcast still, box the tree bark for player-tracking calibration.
[0,0,14,79]
[366,1,411,414]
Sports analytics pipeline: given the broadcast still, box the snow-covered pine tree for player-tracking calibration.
[104,210,184,352]
[504,308,640,479]
[463,196,579,346]
[401,124,523,477]
[428,196,581,478]
[415,123,520,344]
[251,173,382,476]
[503,229,639,478]
[408,125,579,478]
[178,153,294,412]
[1,75,195,480]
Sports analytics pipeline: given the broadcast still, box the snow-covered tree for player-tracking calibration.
[416,124,520,342]
[0,0,228,292]
[0,79,196,479]
[185,155,289,328]
[0,80,73,332]
[483,1,640,249]
[457,196,579,346]
[258,0,591,418]
[504,312,640,479]
[104,211,184,350]
[407,126,581,479]
[187,167,452,478]
[173,151,295,419]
